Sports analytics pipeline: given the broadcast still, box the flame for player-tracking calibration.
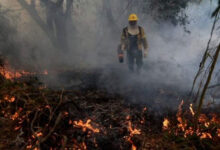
[128,121,141,136]
[1,96,15,103]
[127,137,137,150]
[82,142,87,150]
[211,114,219,124]
[73,119,100,133]
[26,145,40,150]
[184,127,194,138]
[204,122,210,128]
[198,114,208,123]
[0,63,48,80]
[26,145,32,149]
[177,100,184,115]
[14,126,21,131]
[0,66,34,80]
[189,104,195,116]
[72,139,88,150]
[163,118,170,130]
[132,145,137,150]
[10,108,22,120]
[177,100,187,132]
[127,118,141,150]
[32,131,43,139]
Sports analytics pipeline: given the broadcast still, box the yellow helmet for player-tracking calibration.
[128,13,138,21]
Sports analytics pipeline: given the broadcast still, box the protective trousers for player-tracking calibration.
[127,49,143,73]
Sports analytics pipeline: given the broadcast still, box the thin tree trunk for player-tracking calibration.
[194,43,220,128]
[17,0,58,48]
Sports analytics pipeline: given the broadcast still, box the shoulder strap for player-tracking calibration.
[123,27,128,38]
[138,26,142,38]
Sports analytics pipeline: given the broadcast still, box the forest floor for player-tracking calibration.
[0,71,220,150]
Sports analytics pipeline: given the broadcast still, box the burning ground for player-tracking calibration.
[0,63,220,150]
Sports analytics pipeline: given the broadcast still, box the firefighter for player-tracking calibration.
[120,13,148,73]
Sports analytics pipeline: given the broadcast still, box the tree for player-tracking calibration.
[17,0,74,51]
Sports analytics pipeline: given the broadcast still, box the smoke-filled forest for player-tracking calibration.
[0,0,220,150]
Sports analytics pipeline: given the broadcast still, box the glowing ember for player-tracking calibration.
[200,132,212,139]
[184,127,194,138]
[198,114,208,123]
[26,145,32,149]
[163,118,170,130]
[32,131,43,139]
[5,96,15,102]
[63,111,69,117]
[73,119,100,133]
[10,108,22,120]
[43,70,48,75]
[143,107,147,112]
[126,115,131,120]
[14,126,21,131]
[211,114,219,124]
[0,96,16,103]
[82,142,87,150]
[204,122,210,128]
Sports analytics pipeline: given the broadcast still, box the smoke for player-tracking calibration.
[0,0,219,109]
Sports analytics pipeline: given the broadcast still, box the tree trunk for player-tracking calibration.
[17,0,58,48]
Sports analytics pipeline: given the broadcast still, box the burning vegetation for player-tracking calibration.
[0,1,220,150]
[0,62,219,150]
[0,62,48,80]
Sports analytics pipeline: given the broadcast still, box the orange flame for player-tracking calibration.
[10,108,22,120]
[73,119,100,133]
[32,131,43,139]
[184,127,194,138]
[1,96,15,103]
[128,121,141,136]
[200,132,212,139]
[163,118,170,130]
[189,104,195,116]
[177,100,187,132]
[0,64,48,80]
[127,137,137,150]
[127,118,141,150]
[0,66,34,80]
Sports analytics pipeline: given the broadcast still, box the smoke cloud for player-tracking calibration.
[0,0,219,110]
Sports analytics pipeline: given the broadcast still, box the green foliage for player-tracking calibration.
[141,0,191,26]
